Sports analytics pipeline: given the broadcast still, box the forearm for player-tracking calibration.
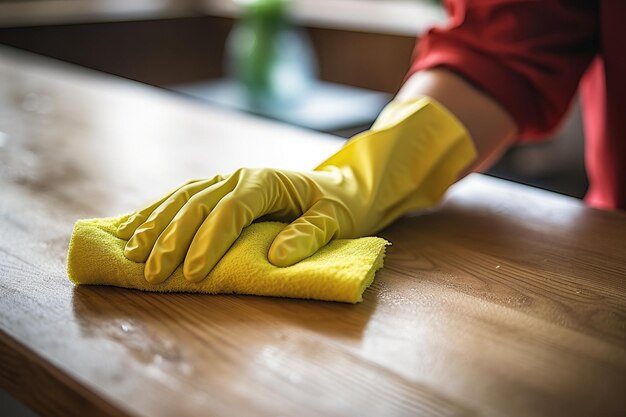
[396,68,518,173]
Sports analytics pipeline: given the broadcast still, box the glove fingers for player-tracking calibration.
[117,179,204,239]
[142,182,236,283]
[182,190,268,282]
[124,176,227,263]
[268,199,339,267]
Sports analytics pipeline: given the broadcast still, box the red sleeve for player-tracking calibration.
[409,0,599,140]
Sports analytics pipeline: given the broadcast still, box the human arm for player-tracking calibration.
[397,68,517,173]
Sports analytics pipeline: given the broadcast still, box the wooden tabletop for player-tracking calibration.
[0,46,625,417]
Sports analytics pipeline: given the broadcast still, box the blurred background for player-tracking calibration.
[0,0,587,199]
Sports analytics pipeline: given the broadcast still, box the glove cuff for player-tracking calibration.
[314,96,477,230]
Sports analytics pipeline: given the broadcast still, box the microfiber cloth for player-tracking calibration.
[67,215,389,303]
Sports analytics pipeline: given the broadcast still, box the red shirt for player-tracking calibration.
[409,0,626,210]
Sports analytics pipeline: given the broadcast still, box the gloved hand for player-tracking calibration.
[118,97,476,283]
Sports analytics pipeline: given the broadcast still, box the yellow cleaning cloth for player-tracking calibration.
[67,215,389,303]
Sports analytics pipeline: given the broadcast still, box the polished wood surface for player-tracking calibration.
[0,47,625,417]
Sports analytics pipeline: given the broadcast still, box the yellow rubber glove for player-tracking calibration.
[118,97,476,283]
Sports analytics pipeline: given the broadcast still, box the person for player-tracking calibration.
[118,0,625,284]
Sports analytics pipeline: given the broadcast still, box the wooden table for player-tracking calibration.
[0,46,624,417]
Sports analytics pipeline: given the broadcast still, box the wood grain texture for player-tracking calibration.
[0,46,625,417]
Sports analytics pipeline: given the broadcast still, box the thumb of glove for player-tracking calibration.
[268,200,340,267]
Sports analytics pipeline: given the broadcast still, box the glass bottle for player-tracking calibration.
[225,0,317,111]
